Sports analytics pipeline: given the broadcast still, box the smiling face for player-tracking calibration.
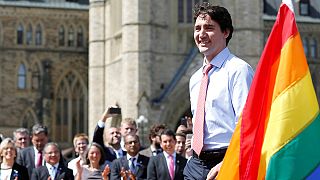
[87,145,102,167]
[75,138,88,155]
[1,142,17,162]
[160,134,176,155]
[194,14,229,62]
[105,127,121,146]
[44,144,60,166]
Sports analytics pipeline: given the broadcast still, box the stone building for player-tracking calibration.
[0,0,319,147]
[0,0,89,146]
[88,0,320,142]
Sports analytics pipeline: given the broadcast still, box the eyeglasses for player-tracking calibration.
[45,151,59,155]
[125,140,139,145]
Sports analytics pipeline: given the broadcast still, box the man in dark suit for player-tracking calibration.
[111,134,149,180]
[31,142,73,180]
[147,129,187,180]
[93,107,127,162]
[16,124,49,178]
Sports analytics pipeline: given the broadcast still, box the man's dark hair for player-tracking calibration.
[148,124,166,142]
[32,124,48,136]
[160,129,176,141]
[193,2,234,45]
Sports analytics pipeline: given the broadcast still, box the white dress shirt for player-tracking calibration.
[190,47,254,150]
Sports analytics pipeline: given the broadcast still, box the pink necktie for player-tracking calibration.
[168,155,174,180]
[36,151,42,167]
[193,64,213,155]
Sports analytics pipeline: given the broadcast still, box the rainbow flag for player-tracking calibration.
[217,0,320,179]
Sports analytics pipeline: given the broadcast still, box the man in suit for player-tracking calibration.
[147,129,187,180]
[139,124,166,157]
[31,142,74,180]
[111,134,149,180]
[93,107,126,162]
[16,124,49,178]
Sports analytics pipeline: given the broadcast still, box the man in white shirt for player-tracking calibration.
[183,2,253,180]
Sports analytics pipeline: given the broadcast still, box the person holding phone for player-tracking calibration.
[92,107,126,162]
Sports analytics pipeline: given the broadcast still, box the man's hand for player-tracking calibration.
[206,161,222,180]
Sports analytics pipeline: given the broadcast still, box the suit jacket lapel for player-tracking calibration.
[174,155,181,179]
[121,157,130,170]
[135,155,145,177]
[30,148,36,168]
[160,153,171,179]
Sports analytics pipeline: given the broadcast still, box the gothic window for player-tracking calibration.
[186,0,193,23]
[178,0,208,23]
[35,24,42,45]
[31,62,41,90]
[77,26,83,47]
[55,72,87,143]
[299,0,310,16]
[17,24,24,45]
[18,63,27,89]
[26,24,33,45]
[310,38,318,59]
[302,37,309,57]
[68,26,75,47]
[178,0,184,23]
[59,26,65,46]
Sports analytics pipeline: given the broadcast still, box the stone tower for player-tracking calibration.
[88,0,320,141]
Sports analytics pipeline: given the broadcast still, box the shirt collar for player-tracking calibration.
[126,154,139,161]
[33,146,42,154]
[163,151,176,159]
[203,47,230,69]
[46,162,59,170]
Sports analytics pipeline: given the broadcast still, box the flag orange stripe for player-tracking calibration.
[272,32,308,101]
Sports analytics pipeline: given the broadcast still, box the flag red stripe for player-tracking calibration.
[240,4,297,179]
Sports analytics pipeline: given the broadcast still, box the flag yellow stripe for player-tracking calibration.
[257,72,319,178]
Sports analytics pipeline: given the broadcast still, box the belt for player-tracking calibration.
[193,148,227,161]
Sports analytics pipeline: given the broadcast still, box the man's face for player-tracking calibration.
[31,132,48,151]
[124,135,140,156]
[75,138,88,155]
[105,127,121,145]
[175,135,186,155]
[160,134,176,155]
[44,145,60,165]
[194,14,229,62]
[151,134,161,149]
[15,132,30,149]
[120,123,137,137]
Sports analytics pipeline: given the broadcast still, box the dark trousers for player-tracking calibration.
[183,150,225,180]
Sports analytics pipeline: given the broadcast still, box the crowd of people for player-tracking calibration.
[0,107,191,180]
[0,2,253,180]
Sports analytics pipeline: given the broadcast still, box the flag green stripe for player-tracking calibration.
[266,113,320,180]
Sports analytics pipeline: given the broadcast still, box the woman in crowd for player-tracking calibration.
[75,142,110,180]
[0,138,29,180]
[68,133,89,176]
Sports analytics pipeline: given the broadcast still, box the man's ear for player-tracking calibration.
[223,29,230,39]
